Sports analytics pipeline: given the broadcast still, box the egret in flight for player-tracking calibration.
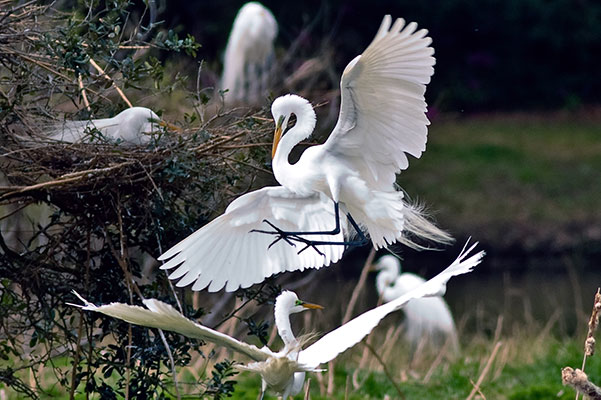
[74,243,484,399]
[221,2,278,104]
[50,107,176,145]
[374,255,459,351]
[159,15,450,292]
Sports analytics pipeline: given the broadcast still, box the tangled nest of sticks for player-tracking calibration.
[1,111,274,216]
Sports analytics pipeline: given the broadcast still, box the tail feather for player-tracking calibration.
[349,190,452,249]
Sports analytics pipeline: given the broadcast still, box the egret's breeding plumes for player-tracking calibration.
[221,2,277,105]
[159,15,451,292]
[375,255,459,351]
[74,243,484,399]
[49,107,172,145]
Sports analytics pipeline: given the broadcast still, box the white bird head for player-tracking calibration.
[373,255,402,294]
[118,107,179,138]
[270,95,316,159]
[275,290,323,315]
[374,255,401,274]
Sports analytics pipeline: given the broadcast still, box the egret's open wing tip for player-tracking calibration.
[68,290,97,309]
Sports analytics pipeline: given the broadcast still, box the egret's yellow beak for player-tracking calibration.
[272,116,284,159]
[300,301,324,310]
[158,120,181,133]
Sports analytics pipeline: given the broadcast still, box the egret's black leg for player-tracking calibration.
[294,213,369,255]
[250,200,369,254]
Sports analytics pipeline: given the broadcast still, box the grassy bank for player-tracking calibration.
[399,111,601,252]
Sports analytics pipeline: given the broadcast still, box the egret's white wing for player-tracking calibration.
[72,293,271,362]
[297,242,484,368]
[324,15,435,188]
[158,186,345,292]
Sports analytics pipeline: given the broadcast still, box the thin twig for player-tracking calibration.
[89,58,133,107]
[77,74,91,112]
[342,248,376,324]
[364,341,405,399]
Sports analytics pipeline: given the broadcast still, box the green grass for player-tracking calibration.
[4,328,598,399]
[228,334,601,399]
[399,113,601,245]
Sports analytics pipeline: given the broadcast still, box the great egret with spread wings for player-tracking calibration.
[74,243,484,399]
[50,107,176,145]
[159,15,450,292]
[375,255,459,351]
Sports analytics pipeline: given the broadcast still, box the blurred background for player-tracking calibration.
[1,0,600,398]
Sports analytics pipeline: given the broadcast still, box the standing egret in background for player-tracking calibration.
[221,2,277,104]
[49,107,175,145]
[375,255,459,351]
[74,243,484,399]
[159,15,450,292]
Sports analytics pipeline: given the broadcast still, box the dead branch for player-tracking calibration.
[563,367,601,400]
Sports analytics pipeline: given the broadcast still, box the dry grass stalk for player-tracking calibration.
[423,339,451,384]
[364,341,406,399]
[341,248,376,324]
[303,378,311,400]
[465,341,503,400]
[562,367,601,400]
[574,288,601,400]
[584,289,601,362]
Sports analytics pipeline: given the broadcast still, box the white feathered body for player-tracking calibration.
[159,16,449,292]
[221,2,277,103]
[78,244,483,397]
[49,107,160,145]
[376,256,459,350]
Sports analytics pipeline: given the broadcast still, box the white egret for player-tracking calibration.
[221,2,278,104]
[49,107,175,145]
[159,15,449,292]
[374,255,459,351]
[74,243,484,399]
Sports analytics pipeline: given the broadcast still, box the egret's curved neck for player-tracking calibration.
[274,302,297,351]
[272,102,316,182]
[376,265,399,296]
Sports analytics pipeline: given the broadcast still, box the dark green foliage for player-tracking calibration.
[205,360,239,399]
[0,1,275,398]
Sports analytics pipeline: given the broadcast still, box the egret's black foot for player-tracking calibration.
[295,238,326,257]
[250,219,299,248]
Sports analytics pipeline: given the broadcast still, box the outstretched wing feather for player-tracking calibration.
[324,15,435,189]
[77,297,272,362]
[297,242,484,368]
[158,186,345,292]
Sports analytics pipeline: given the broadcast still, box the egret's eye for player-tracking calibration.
[294,299,303,306]
[287,114,296,129]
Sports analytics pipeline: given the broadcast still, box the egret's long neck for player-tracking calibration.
[272,103,316,185]
[274,302,297,351]
[376,265,399,296]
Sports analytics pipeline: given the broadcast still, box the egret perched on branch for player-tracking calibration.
[159,15,450,292]
[221,2,278,104]
[74,243,484,399]
[374,255,459,351]
[49,107,176,145]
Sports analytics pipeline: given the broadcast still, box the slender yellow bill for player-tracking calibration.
[158,120,181,132]
[301,301,324,310]
[272,116,284,159]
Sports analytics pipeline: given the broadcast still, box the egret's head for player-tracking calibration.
[270,94,316,159]
[275,290,323,315]
[119,107,179,140]
[373,255,401,274]
[373,255,401,293]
